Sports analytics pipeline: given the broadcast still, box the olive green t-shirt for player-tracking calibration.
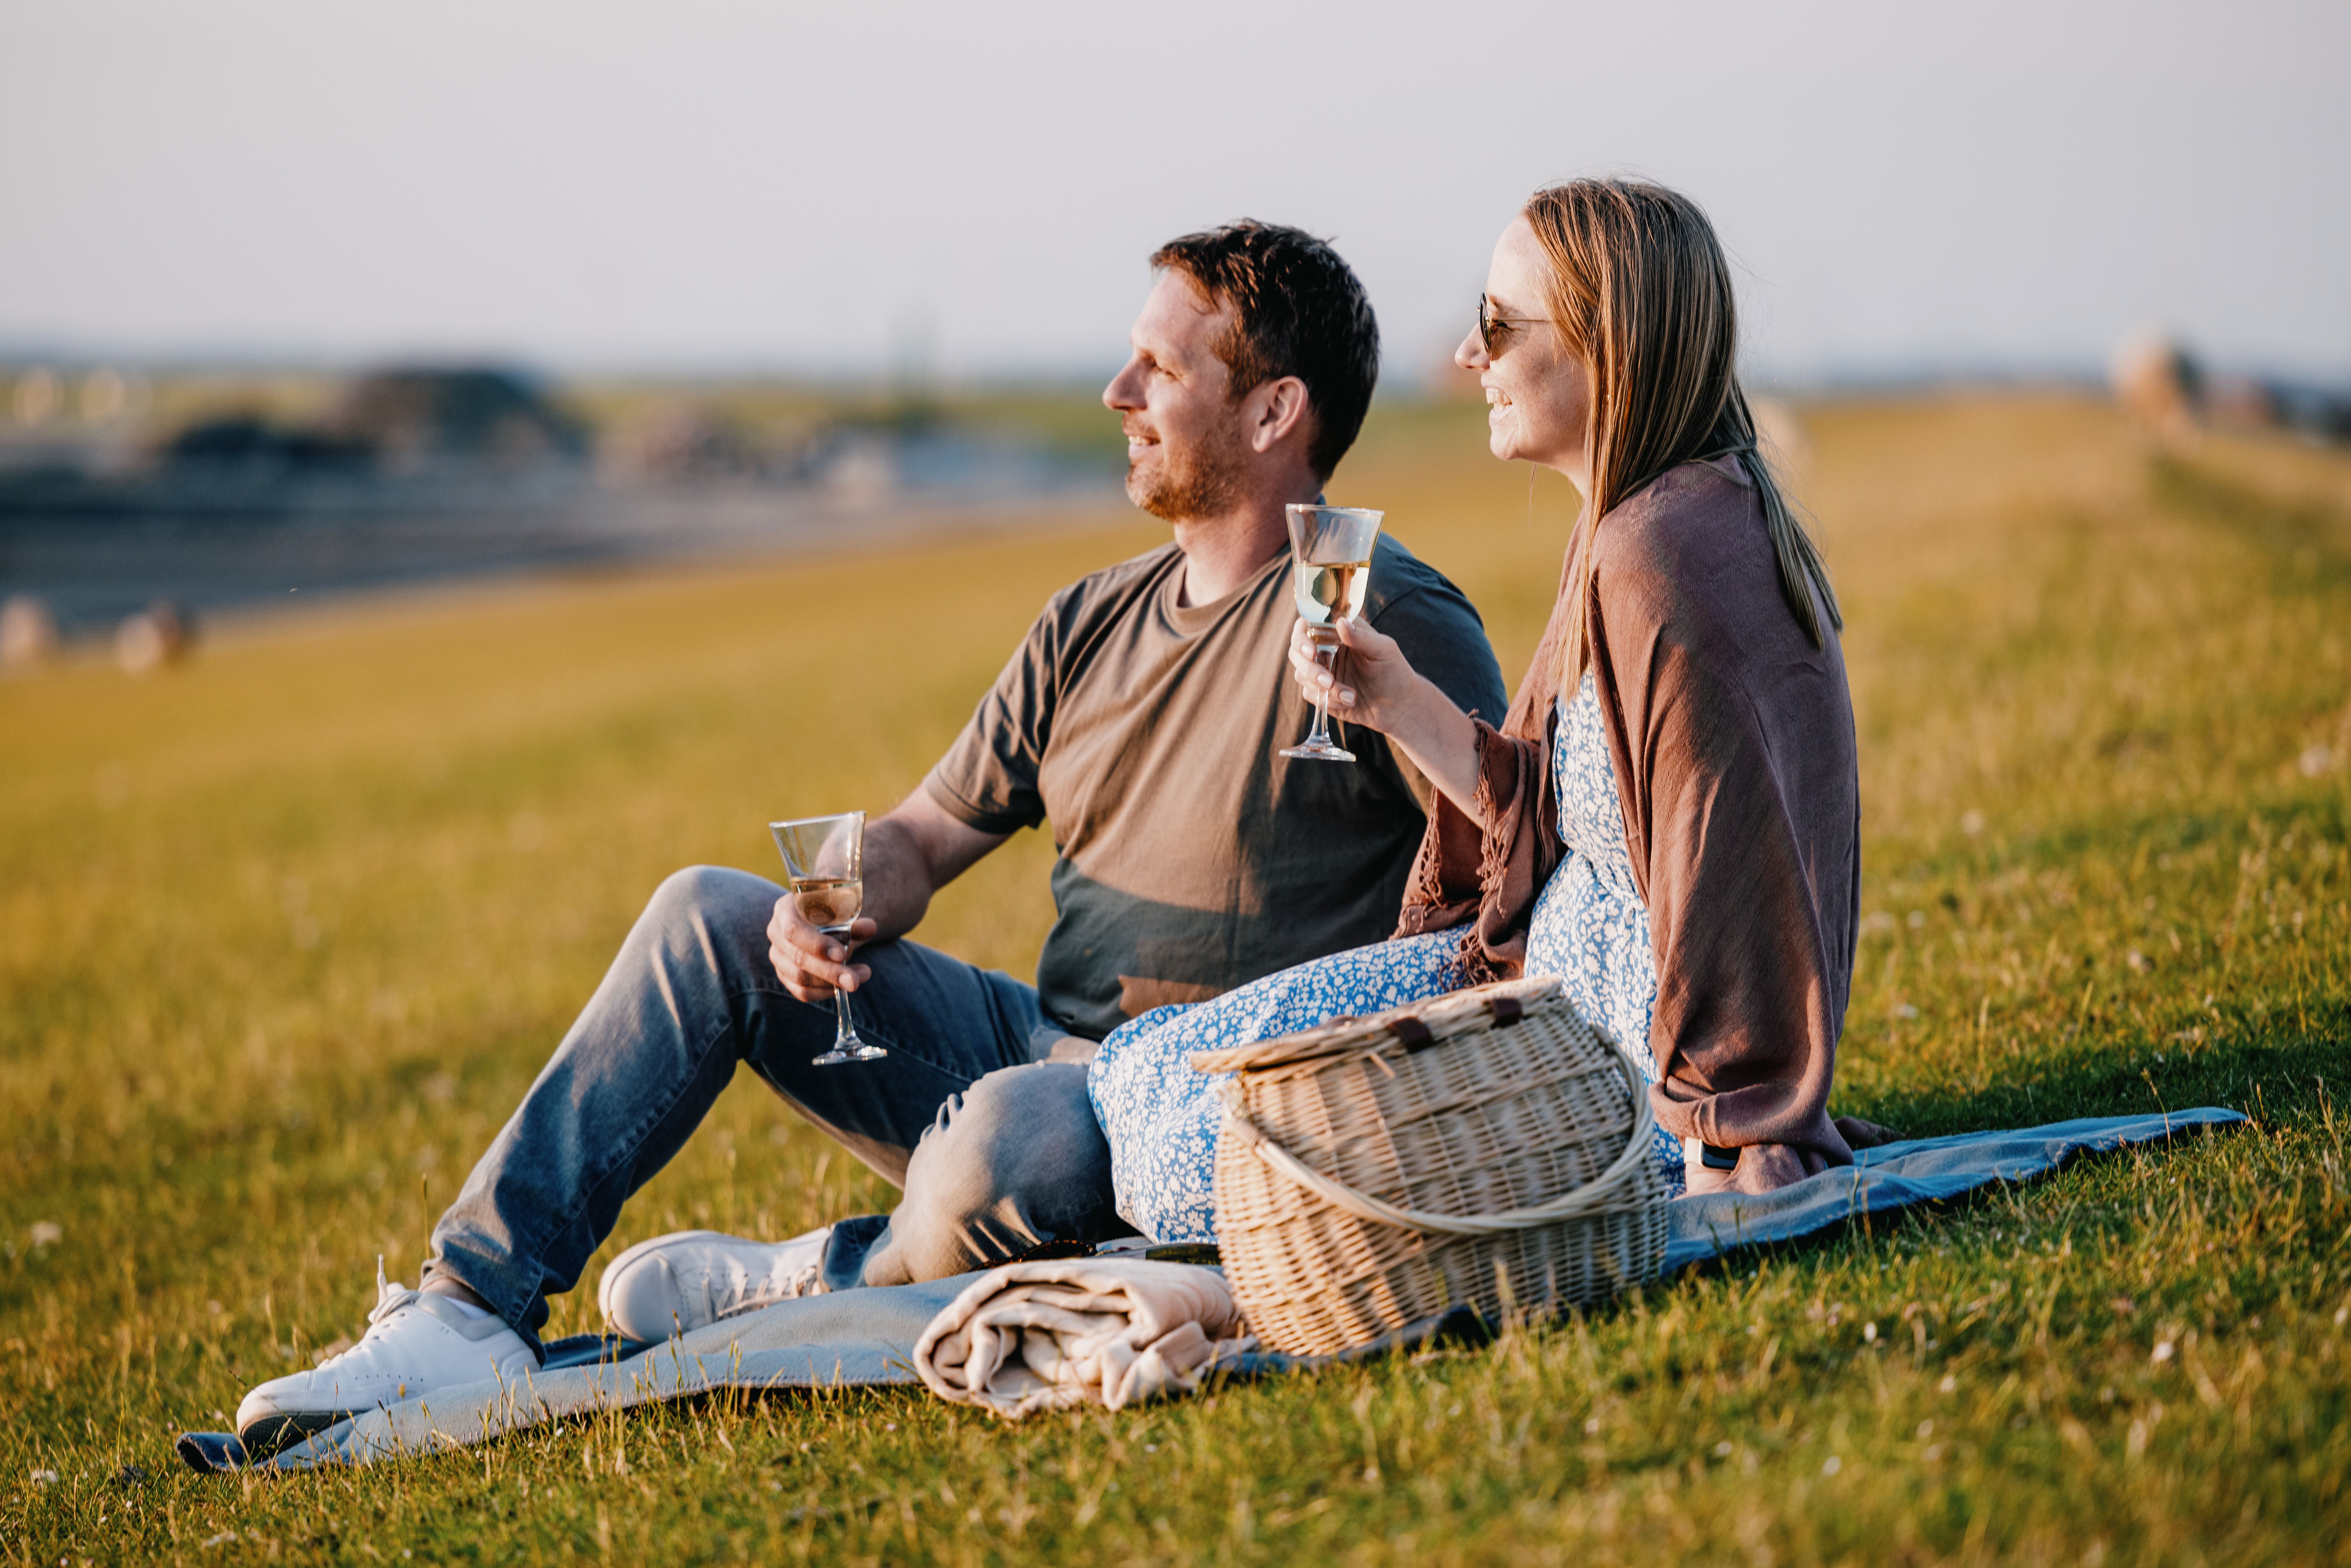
[924,534,1508,1039]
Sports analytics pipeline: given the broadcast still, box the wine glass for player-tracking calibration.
[769,811,887,1064]
[1279,504,1385,763]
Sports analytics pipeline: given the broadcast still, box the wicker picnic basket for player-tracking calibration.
[1194,976,1669,1357]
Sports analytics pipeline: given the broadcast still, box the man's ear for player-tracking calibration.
[1245,375,1313,455]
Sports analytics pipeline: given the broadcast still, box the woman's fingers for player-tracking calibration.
[1287,617,1327,679]
[1289,640,1351,706]
[1289,615,1370,708]
[1287,616,1325,668]
[1331,617,1411,704]
[1333,613,1404,665]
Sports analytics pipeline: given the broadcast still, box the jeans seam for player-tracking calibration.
[499,1003,744,1332]
[479,935,1033,1327]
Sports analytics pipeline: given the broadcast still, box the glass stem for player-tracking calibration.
[1308,641,1338,745]
[832,988,855,1046]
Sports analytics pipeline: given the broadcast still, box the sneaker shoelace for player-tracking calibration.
[300,1257,420,1375]
[351,1257,422,1340]
[714,1255,824,1320]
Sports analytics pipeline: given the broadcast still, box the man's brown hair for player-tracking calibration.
[1150,221,1380,482]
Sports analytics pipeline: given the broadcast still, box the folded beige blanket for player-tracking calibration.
[913,1259,1252,1420]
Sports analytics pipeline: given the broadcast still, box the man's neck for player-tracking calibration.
[1169,482,1320,607]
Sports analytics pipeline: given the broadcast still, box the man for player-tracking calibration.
[235,222,1508,1452]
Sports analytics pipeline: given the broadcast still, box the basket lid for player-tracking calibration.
[1187,975,1565,1077]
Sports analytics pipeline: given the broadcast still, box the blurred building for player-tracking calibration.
[596,401,764,485]
[159,415,372,474]
[318,367,588,472]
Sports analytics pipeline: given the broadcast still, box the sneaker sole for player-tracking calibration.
[237,1406,364,1458]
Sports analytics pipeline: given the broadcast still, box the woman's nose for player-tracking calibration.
[1454,329,1487,372]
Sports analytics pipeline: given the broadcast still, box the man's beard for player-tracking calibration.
[1127,419,1248,522]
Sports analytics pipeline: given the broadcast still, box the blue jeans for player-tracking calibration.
[423,866,1124,1350]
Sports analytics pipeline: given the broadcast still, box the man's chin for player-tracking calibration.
[1126,441,1241,523]
[1134,494,1185,523]
[1126,466,1182,523]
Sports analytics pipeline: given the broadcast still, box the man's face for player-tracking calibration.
[1103,272,1252,521]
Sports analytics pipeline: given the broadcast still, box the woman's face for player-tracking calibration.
[1454,215,1594,492]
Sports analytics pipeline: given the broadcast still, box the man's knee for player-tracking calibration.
[644,864,773,941]
[903,1063,1114,1243]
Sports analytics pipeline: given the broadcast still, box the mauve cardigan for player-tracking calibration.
[1396,455,1865,1195]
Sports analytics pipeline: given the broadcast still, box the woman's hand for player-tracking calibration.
[1288,616,1420,733]
[1287,615,1488,823]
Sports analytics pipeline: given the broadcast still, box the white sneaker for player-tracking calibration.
[235,1260,535,1454]
[596,1227,831,1342]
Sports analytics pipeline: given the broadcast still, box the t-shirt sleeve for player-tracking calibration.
[922,600,1061,835]
[1366,574,1511,809]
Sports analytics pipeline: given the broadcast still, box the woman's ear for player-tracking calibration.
[1247,375,1313,455]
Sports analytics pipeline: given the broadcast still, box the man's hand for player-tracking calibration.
[767,897,878,1004]
[764,791,1007,1001]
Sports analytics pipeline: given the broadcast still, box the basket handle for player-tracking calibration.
[1217,1046,1658,1238]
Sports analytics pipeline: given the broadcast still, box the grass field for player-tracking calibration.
[3,393,2348,1565]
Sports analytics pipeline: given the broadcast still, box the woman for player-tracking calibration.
[1088,179,1884,1245]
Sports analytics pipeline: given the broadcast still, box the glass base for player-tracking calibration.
[1280,740,1356,762]
[812,1039,889,1065]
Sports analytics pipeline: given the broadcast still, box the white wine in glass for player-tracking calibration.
[791,877,864,930]
[770,811,887,1064]
[1280,504,1385,763]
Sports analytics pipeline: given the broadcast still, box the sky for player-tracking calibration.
[2,0,2346,387]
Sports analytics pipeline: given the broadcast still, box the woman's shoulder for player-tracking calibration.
[1590,455,1764,592]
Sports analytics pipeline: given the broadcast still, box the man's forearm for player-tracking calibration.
[857,816,939,942]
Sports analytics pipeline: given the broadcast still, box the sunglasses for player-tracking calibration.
[1477,293,1545,357]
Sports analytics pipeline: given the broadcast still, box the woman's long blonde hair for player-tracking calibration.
[1524,179,1840,687]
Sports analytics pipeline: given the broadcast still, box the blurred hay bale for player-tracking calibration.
[11,366,63,426]
[1,595,59,671]
[115,600,194,674]
[2109,330,2203,451]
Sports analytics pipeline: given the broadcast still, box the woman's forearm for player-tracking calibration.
[1379,676,1487,827]
[1292,616,1491,824]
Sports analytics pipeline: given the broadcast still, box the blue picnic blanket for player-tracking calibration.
[1663,1108,2241,1272]
[179,1108,2241,1473]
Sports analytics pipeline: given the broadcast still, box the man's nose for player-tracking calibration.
[1103,358,1144,410]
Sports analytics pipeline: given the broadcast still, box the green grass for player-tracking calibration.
[3,394,2348,1565]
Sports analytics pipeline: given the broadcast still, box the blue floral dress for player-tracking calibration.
[1087,673,1688,1244]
